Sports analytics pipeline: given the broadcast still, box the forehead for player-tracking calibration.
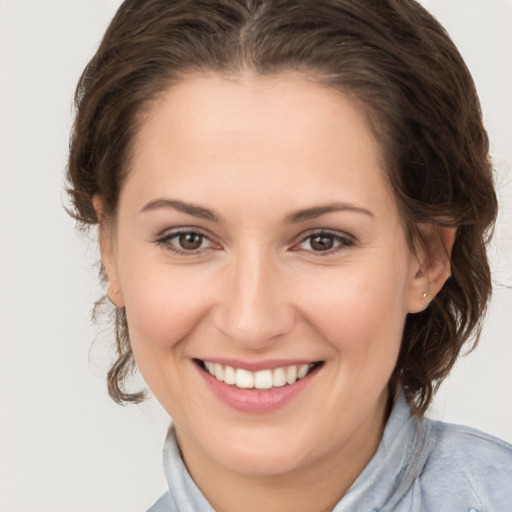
[124,73,396,220]
[136,72,381,158]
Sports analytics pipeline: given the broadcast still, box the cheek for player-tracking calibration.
[297,260,409,359]
[119,263,213,351]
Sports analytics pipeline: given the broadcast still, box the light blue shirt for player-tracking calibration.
[148,395,512,511]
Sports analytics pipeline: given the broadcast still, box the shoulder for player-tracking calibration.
[418,418,512,509]
[425,419,512,473]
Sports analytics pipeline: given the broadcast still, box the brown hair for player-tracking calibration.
[66,0,498,414]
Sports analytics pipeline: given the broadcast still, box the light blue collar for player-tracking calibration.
[161,394,424,512]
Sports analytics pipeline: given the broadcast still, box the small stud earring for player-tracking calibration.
[422,292,428,299]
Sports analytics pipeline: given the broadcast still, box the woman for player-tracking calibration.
[66,0,512,510]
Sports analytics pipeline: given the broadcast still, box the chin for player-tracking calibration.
[216,446,311,478]
[199,422,319,477]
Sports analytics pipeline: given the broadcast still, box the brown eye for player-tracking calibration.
[155,229,217,254]
[310,234,335,251]
[295,231,354,254]
[178,232,204,250]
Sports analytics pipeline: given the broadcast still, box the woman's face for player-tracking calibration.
[101,74,426,479]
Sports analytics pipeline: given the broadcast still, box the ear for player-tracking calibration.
[92,195,125,308]
[406,224,456,313]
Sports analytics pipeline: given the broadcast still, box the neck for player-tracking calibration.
[175,395,387,512]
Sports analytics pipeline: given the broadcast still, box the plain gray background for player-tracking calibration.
[1,1,511,511]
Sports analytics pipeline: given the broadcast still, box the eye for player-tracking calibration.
[175,232,206,251]
[155,229,216,254]
[295,231,354,253]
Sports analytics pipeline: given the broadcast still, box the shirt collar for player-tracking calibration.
[162,394,429,512]
[163,427,214,512]
[333,394,432,511]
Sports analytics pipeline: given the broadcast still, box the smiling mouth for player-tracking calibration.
[195,359,323,390]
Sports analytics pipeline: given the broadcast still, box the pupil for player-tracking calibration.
[311,235,334,251]
[179,233,202,250]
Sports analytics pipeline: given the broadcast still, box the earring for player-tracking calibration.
[422,292,428,299]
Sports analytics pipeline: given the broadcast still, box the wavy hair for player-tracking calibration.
[66,0,498,414]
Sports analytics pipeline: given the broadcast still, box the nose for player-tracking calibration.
[213,248,296,350]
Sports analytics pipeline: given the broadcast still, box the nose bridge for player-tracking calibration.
[214,242,294,348]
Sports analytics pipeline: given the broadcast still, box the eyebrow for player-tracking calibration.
[285,203,374,223]
[140,198,374,223]
[140,199,221,222]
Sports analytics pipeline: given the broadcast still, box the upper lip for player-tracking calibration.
[194,357,322,372]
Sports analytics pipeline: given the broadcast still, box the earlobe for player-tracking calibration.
[92,195,125,308]
[106,282,124,308]
[406,262,430,314]
[406,225,456,314]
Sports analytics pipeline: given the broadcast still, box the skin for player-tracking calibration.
[96,73,453,512]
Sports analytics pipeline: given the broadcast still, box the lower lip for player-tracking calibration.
[197,364,319,413]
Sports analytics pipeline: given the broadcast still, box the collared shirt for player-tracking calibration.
[147,396,512,511]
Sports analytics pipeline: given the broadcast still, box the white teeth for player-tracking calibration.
[297,364,310,379]
[254,370,273,389]
[214,363,224,381]
[224,365,236,385]
[285,365,297,385]
[203,361,317,389]
[272,367,287,387]
[235,368,254,388]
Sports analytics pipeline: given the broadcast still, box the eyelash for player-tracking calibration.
[294,230,355,255]
[153,228,355,256]
[154,228,215,255]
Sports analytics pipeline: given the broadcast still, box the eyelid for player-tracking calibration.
[155,225,209,239]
